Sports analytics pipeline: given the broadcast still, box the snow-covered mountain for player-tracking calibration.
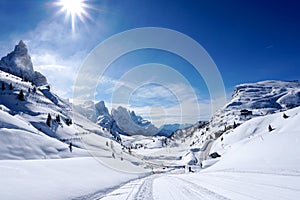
[0,41,127,159]
[184,80,300,147]
[111,106,159,136]
[0,40,47,86]
[214,80,300,127]
[75,100,183,137]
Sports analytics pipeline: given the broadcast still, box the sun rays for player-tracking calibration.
[54,0,93,33]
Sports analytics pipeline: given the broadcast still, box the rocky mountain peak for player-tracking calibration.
[14,40,28,55]
[0,40,47,86]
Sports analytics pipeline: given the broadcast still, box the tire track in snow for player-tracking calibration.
[130,176,154,200]
[170,176,230,200]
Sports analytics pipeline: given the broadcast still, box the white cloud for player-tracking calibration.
[0,13,227,125]
[96,76,214,126]
[1,11,109,98]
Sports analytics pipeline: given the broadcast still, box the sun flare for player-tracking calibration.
[54,0,92,33]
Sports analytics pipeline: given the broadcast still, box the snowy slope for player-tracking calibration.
[184,80,300,149]
[0,66,116,159]
[207,106,300,172]
[211,80,300,134]
[0,41,136,161]
[0,157,147,200]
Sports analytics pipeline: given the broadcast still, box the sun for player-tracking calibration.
[54,0,92,33]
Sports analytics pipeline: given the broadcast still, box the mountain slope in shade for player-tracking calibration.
[157,123,192,137]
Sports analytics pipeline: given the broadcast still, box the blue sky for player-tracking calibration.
[0,0,299,125]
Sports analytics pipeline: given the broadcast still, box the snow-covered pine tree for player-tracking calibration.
[46,113,52,127]
[17,90,25,101]
[56,115,61,123]
[1,82,5,90]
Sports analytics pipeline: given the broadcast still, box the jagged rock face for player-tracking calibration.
[95,101,110,119]
[95,101,114,129]
[111,106,159,136]
[76,101,170,136]
[0,40,47,86]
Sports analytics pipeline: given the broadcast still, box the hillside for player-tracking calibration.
[184,80,300,149]
[0,41,152,171]
[131,80,300,169]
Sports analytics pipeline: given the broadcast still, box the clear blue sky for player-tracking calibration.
[0,0,299,124]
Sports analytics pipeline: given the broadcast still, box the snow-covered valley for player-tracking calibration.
[0,41,300,199]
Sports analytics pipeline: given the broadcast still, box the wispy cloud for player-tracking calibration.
[0,12,108,98]
[96,75,214,126]
[0,11,226,125]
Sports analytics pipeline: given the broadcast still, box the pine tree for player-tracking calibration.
[283,113,289,119]
[268,124,273,132]
[1,82,5,90]
[65,118,72,126]
[46,113,52,127]
[233,121,237,129]
[9,83,13,90]
[56,115,61,123]
[17,90,25,101]
[33,87,37,93]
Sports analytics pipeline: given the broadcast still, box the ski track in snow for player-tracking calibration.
[132,176,154,200]
[152,175,229,200]
[98,175,156,200]
[99,174,229,200]
[95,169,300,200]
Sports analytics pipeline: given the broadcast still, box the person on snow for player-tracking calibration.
[69,142,73,152]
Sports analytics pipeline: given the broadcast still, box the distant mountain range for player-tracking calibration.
[75,100,189,137]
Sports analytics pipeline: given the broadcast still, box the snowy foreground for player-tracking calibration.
[1,106,300,199]
[0,157,146,200]
[1,159,299,200]
[101,171,300,200]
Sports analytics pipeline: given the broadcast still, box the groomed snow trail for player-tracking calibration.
[98,170,300,200]
[152,176,229,200]
[99,174,229,200]
[99,175,156,200]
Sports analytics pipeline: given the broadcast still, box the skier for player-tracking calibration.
[69,142,73,152]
